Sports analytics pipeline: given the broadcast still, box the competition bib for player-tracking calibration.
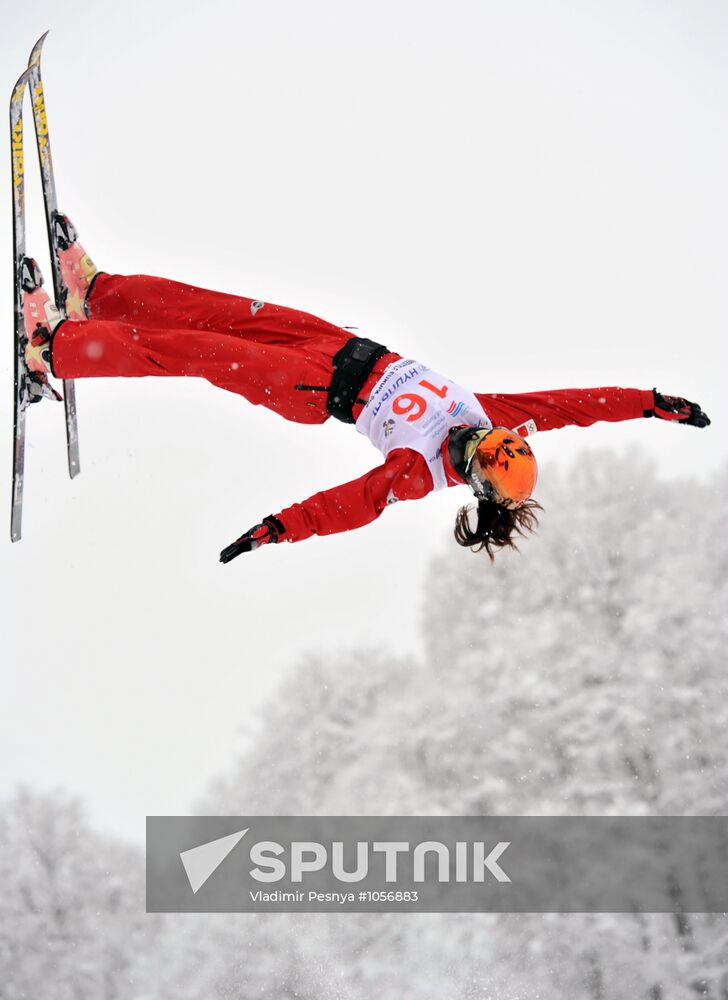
[355,358,491,491]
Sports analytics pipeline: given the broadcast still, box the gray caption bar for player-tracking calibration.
[146,816,728,913]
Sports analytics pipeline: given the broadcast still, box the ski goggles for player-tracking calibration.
[463,429,502,503]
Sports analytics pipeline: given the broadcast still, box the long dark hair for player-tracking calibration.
[454,497,542,560]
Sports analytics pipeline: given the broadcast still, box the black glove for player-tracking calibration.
[219,516,282,564]
[651,389,710,428]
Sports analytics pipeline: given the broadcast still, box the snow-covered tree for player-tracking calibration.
[0,789,150,1000]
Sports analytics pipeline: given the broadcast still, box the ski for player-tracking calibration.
[10,68,35,541]
[27,31,81,480]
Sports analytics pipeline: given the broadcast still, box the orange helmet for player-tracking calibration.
[466,427,538,507]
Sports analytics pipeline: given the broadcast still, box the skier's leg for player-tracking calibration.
[54,215,98,319]
[86,272,349,349]
[49,317,333,423]
[53,214,350,350]
[20,257,64,401]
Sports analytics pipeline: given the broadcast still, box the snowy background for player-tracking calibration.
[3,455,727,997]
[2,0,727,996]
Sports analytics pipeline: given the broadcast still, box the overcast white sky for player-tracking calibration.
[2,0,727,842]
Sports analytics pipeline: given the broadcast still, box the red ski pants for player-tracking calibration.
[50,273,356,424]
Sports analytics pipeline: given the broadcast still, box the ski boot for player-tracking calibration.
[21,257,63,403]
[53,213,98,319]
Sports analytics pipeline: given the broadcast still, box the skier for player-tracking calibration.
[21,218,710,563]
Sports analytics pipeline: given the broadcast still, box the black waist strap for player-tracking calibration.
[327,336,390,424]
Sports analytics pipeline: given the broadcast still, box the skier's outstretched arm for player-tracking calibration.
[476,386,710,434]
[219,449,433,562]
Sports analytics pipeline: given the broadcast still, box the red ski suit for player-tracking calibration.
[50,273,655,544]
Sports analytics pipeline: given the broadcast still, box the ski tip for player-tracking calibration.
[10,67,34,104]
[28,31,50,69]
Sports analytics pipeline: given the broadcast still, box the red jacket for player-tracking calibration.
[274,385,655,542]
